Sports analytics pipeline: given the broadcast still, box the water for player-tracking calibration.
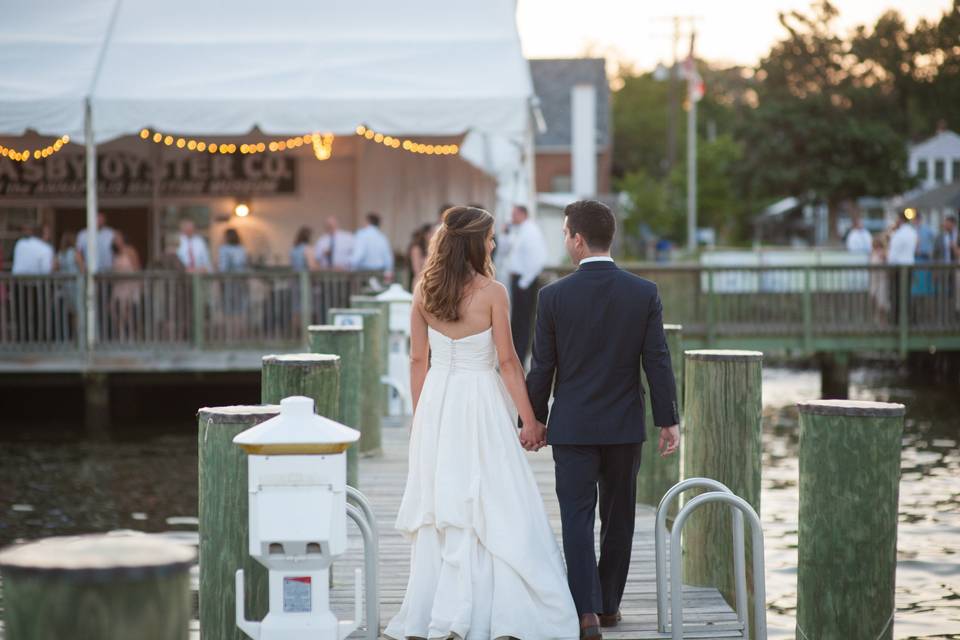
[1,367,958,638]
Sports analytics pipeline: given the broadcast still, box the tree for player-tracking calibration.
[742,1,915,239]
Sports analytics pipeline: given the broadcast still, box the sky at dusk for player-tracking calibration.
[517,0,954,70]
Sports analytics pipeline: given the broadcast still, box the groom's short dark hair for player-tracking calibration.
[564,200,615,251]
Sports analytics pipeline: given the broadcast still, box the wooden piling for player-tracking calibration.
[329,307,384,455]
[0,533,194,640]
[636,324,683,513]
[796,400,905,640]
[198,405,279,640]
[350,295,391,414]
[308,325,363,487]
[682,349,763,629]
[260,353,341,421]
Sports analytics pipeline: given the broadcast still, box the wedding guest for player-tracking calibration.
[913,211,936,263]
[218,228,248,273]
[868,235,890,322]
[56,232,84,331]
[314,216,354,270]
[76,212,115,272]
[503,204,547,363]
[176,218,212,273]
[888,212,919,322]
[407,223,432,289]
[110,231,142,341]
[218,227,248,338]
[351,212,394,278]
[290,226,317,272]
[845,214,872,255]
[12,225,54,275]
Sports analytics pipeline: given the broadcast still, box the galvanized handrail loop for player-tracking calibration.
[345,502,379,640]
[655,477,748,636]
[670,492,767,640]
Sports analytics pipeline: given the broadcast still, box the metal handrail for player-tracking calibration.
[345,502,379,640]
[655,478,748,635]
[670,492,767,640]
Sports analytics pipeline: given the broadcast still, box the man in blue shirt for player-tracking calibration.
[350,212,394,279]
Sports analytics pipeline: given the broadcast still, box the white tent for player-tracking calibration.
[1,0,535,343]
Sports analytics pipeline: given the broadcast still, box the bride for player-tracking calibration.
[385,206,580,640]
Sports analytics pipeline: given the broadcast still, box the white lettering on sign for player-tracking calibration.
[283,576,312,613]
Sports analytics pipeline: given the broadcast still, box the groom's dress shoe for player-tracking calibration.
[599,610,622,627]
[579,613,602,640]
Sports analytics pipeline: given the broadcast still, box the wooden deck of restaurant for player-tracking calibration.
[317,425,743,640]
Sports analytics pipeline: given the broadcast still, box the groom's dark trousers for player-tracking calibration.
[527,260,679,616]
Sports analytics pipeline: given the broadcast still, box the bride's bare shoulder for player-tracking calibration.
[473,276,507,302]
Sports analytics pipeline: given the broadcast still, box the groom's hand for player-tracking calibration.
[658,425,680,457]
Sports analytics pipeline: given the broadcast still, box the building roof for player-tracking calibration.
[900,180,960,211]
[529,58,610,150]
[909,130,960,157]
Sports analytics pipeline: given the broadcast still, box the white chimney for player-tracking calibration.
[571,83,597,198]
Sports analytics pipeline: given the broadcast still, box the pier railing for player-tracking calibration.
[545,263,960,353]
[1,265,957,355]
[0,270,375,353]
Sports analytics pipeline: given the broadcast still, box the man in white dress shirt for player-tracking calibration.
[314,216,354,270]
[887,212,919,322]
[11,225,54,275]
[176,218,212,273]
[11,225,55,341]
[845,214,872,255]
[76,212,115,273]
[350,212,394,278]
[505,204,548,363]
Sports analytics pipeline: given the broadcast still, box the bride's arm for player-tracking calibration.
[409,289,430,414]
[490,282,538,430]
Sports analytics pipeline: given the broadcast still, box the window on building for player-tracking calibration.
[934,159,945,183]
[952,159,960,183]
[917,159,929,180]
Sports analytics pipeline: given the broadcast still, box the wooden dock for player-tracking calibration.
[322,424,743,640]
[0,423,744,639]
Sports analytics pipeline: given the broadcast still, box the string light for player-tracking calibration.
[0,135,70,163]
[355,125,459,155]
[135,126,457,159]
[312,133,334,161]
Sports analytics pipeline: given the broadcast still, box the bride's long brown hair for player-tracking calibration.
[417,206,495,322]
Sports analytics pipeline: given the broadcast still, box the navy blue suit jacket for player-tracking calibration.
[526,260,679,445]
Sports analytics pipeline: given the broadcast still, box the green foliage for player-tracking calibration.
[610,0,959,246]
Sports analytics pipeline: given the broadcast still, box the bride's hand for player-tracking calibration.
[520,420,547,452]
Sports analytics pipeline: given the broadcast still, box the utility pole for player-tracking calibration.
[686,28,699,255]
[666,17,680,175]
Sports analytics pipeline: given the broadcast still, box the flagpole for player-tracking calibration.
[686,29,698,255]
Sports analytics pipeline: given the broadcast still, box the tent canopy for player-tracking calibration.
[0,0,534,201]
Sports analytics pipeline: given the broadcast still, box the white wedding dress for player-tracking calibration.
[385,326,580,640]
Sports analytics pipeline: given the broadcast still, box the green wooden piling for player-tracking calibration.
[329,307,383,455]
[682,349,763,629]
[308,325,363,487]
[636,324,683,514]
[0,534,194,640]
[198,404,279,640]
[261,353,340,421]
[350,295,391,414]
[796,400,905,640]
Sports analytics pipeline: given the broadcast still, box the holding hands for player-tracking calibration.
[520,419,547,452]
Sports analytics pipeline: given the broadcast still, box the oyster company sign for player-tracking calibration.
[0,151,296,197]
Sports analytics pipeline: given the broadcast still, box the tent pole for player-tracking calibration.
[84,98,97,350]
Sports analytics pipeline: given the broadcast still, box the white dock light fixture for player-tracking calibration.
[233,395,361,640]
[235,202,251,217]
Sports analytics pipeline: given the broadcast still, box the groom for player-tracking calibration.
[524,199,680,639]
